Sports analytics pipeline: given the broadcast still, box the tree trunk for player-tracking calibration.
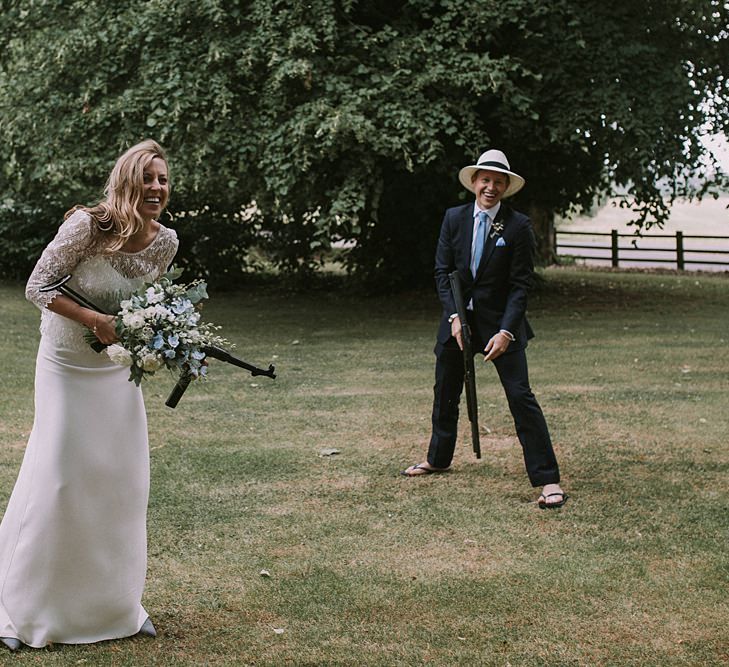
[527,204,557,265]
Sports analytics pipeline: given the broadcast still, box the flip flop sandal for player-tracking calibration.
[538,492,569,509]
[400,463,449,477]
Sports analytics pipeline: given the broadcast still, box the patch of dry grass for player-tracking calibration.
[1,267,728,665]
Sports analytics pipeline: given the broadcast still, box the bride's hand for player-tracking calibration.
[93,314,119,344]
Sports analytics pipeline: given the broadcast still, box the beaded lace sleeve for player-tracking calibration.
[25,210,102,310]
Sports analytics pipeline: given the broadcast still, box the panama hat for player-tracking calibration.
[458,149,525,198]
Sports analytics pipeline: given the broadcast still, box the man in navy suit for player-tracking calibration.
[401,150,567,509]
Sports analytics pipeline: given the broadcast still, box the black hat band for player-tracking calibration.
[476,160,510,171]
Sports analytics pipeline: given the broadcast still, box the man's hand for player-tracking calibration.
[484,331,511,362]
[450,315,463,350]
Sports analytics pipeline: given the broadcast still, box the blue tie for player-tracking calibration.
[471,211,489,276]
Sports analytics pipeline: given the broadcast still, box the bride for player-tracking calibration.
[0,139,178,650]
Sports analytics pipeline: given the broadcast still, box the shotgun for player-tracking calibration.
[448,271,481,459]
[40,275,277,408]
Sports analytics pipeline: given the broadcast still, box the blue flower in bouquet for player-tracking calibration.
[171,297,192,315]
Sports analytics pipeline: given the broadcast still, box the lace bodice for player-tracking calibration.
[26,209,179,350]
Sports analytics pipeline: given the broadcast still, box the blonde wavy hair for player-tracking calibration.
[66,139,170,252]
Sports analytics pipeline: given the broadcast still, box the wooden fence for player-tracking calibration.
[554,230,729,270]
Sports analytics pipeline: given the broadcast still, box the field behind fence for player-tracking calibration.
[557,196,729,271]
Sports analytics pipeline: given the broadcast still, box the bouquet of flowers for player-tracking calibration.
[101,268,228,386]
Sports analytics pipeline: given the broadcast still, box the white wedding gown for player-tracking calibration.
[0,210,177,648]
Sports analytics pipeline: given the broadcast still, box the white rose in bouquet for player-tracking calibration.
[106,344,133,367]
[140,352,163,372]
[145,286,165,304]
[123,311,147,330]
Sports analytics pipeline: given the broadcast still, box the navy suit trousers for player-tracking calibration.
[427,325,560,487]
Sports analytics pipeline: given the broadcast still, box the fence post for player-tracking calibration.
[676,231,684,270]
[611,230,619,267]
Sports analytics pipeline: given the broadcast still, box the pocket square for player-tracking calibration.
[495,237,506,247]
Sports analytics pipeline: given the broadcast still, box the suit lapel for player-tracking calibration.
[460,205,475,273]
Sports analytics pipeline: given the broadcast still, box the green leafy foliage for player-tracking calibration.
[0,0,726,286]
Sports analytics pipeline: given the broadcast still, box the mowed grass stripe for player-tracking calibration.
[0,266,727,665]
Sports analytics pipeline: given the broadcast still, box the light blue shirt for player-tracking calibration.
[471,201,501,244]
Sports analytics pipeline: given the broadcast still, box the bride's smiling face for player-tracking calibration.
[138,157,169,222]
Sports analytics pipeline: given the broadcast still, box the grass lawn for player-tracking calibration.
[1,266,728,666]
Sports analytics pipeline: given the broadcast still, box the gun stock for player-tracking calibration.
[448,271,481,459]
[165,373,194,409]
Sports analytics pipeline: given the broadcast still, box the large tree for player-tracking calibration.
[0,0,726,286]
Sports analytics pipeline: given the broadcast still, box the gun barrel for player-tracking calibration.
[40,275,109,314]
[203,345,276,379]
[38,274,73,293]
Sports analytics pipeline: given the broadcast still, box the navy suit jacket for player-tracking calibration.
[434,202,536,350]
